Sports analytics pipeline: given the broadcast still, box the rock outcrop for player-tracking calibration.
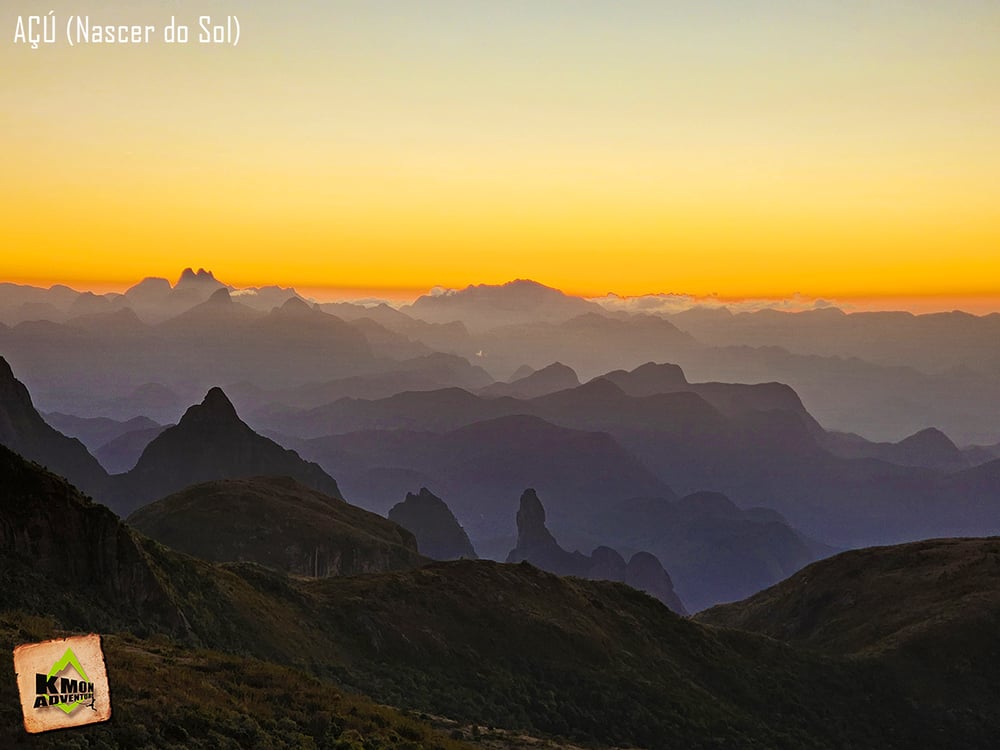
[387,488,477,560]
[480,362,580,399]
[506,488,687,614]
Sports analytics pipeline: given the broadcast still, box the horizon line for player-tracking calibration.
[3,273,999,316]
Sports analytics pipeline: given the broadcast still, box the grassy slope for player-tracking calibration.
[128,476,425,575]
[0,613,473,750]
[1,539,978,750]
[698,537,1000,725]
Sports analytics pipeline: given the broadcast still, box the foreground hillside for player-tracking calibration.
[698,537,1000,724]
[3,447,1000,747]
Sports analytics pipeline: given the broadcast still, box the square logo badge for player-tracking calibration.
[12,633,112,734]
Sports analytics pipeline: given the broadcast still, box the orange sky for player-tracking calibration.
[2,1,998,311]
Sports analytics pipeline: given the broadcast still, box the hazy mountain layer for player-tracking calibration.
[104,387,342,517]
[506,489,687,614]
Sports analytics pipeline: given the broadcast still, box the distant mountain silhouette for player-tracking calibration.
[123,269,227,322]
[93,423,169,473]
[104,387,342,517]
[42,412,161,453]
[600,361,689,394]
[318,301,474,354]
[0,356,107,495]
[295,414,668,539]
[476,313,696,380]
[669,305,1000,380]
[506,489,687,614]
[246,362,1000,549]
[480,361,579,399]
[405,279,605,332]
[129,476,424,576]
[388,487,477,560]
[233,352,494,413]
[159,287,261,332]
[821,426,968,471]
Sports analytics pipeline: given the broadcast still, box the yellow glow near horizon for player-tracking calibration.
[2,1,999,310]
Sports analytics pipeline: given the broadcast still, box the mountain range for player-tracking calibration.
[8,271,1000,444]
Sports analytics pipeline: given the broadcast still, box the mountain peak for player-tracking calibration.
[517,487,546,527]
[202,386,237,413]
[206,287,232,304]
[177,267,220,286]
[388,487,477,560]
[506,489,686,613]
[108,387,342,516]
[176,387,240,428]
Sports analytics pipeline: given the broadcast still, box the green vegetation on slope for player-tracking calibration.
[128,476,425,576]
[0,613,473,750]
[697,537,1000,724]
[5,448,1000,748]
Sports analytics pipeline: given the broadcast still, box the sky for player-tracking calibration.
[2,1,999,310]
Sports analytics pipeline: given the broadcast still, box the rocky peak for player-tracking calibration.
[178,387,241,429]
[506,488,687,614]
[177,267,221,287]
[126,276,172,296]
[387,487,477,560]
[278,296,312,314]
[515,488,559,549]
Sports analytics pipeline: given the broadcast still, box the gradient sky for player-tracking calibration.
[2,1,999,307]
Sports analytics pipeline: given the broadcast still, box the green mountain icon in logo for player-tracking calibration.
[48,648,90,715]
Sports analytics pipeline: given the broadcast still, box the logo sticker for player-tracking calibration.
[13,634,112,733]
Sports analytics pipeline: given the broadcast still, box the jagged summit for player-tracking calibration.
[177,267,220,286]
[514,488,559,551]
[194,386,239,419]
[605,362,689,395]
[506,488,687,614]
[170,387,243,434]
[279,296,313,313]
